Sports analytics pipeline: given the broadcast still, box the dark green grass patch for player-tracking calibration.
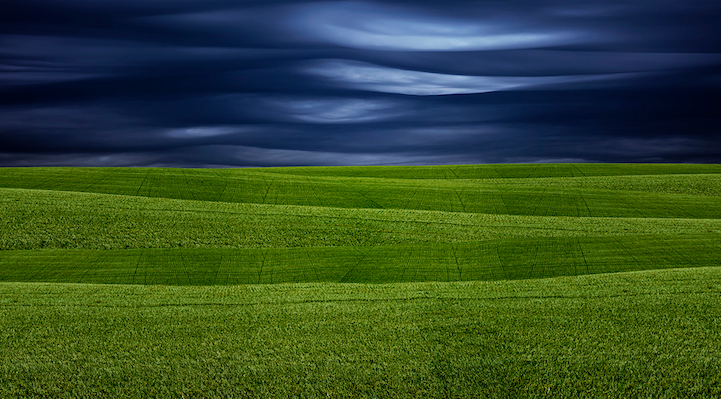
[256,162,721,179]
[2,235,719,285]
[1,267,720,398]
[498,173,721,197]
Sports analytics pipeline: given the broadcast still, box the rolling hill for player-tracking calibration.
[1,164,720,397]
[1,164,720,284]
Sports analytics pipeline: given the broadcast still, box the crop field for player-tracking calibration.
[1,163,721,397]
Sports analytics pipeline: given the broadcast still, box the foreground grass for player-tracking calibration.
[1,267,720,398]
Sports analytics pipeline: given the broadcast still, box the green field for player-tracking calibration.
[1,164,720,397]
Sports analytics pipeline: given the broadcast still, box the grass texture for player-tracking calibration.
[1,267,720,398]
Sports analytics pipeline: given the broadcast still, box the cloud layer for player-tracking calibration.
[1,0,720,166]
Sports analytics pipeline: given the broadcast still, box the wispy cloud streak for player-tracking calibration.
[303,59,641,95]
[289,2,585,51]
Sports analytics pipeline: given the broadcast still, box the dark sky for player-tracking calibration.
[2,0,720,166]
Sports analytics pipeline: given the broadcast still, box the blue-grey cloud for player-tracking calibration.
[1,0,720,166]
[287,1,587,51]
[301,59,646,95]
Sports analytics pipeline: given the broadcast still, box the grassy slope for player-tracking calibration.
[2,165,721,217]
[1,164,721,284]
[1,267,720,398]
[2,164,721,397]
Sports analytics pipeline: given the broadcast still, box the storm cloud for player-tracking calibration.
[1,0,720,166]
